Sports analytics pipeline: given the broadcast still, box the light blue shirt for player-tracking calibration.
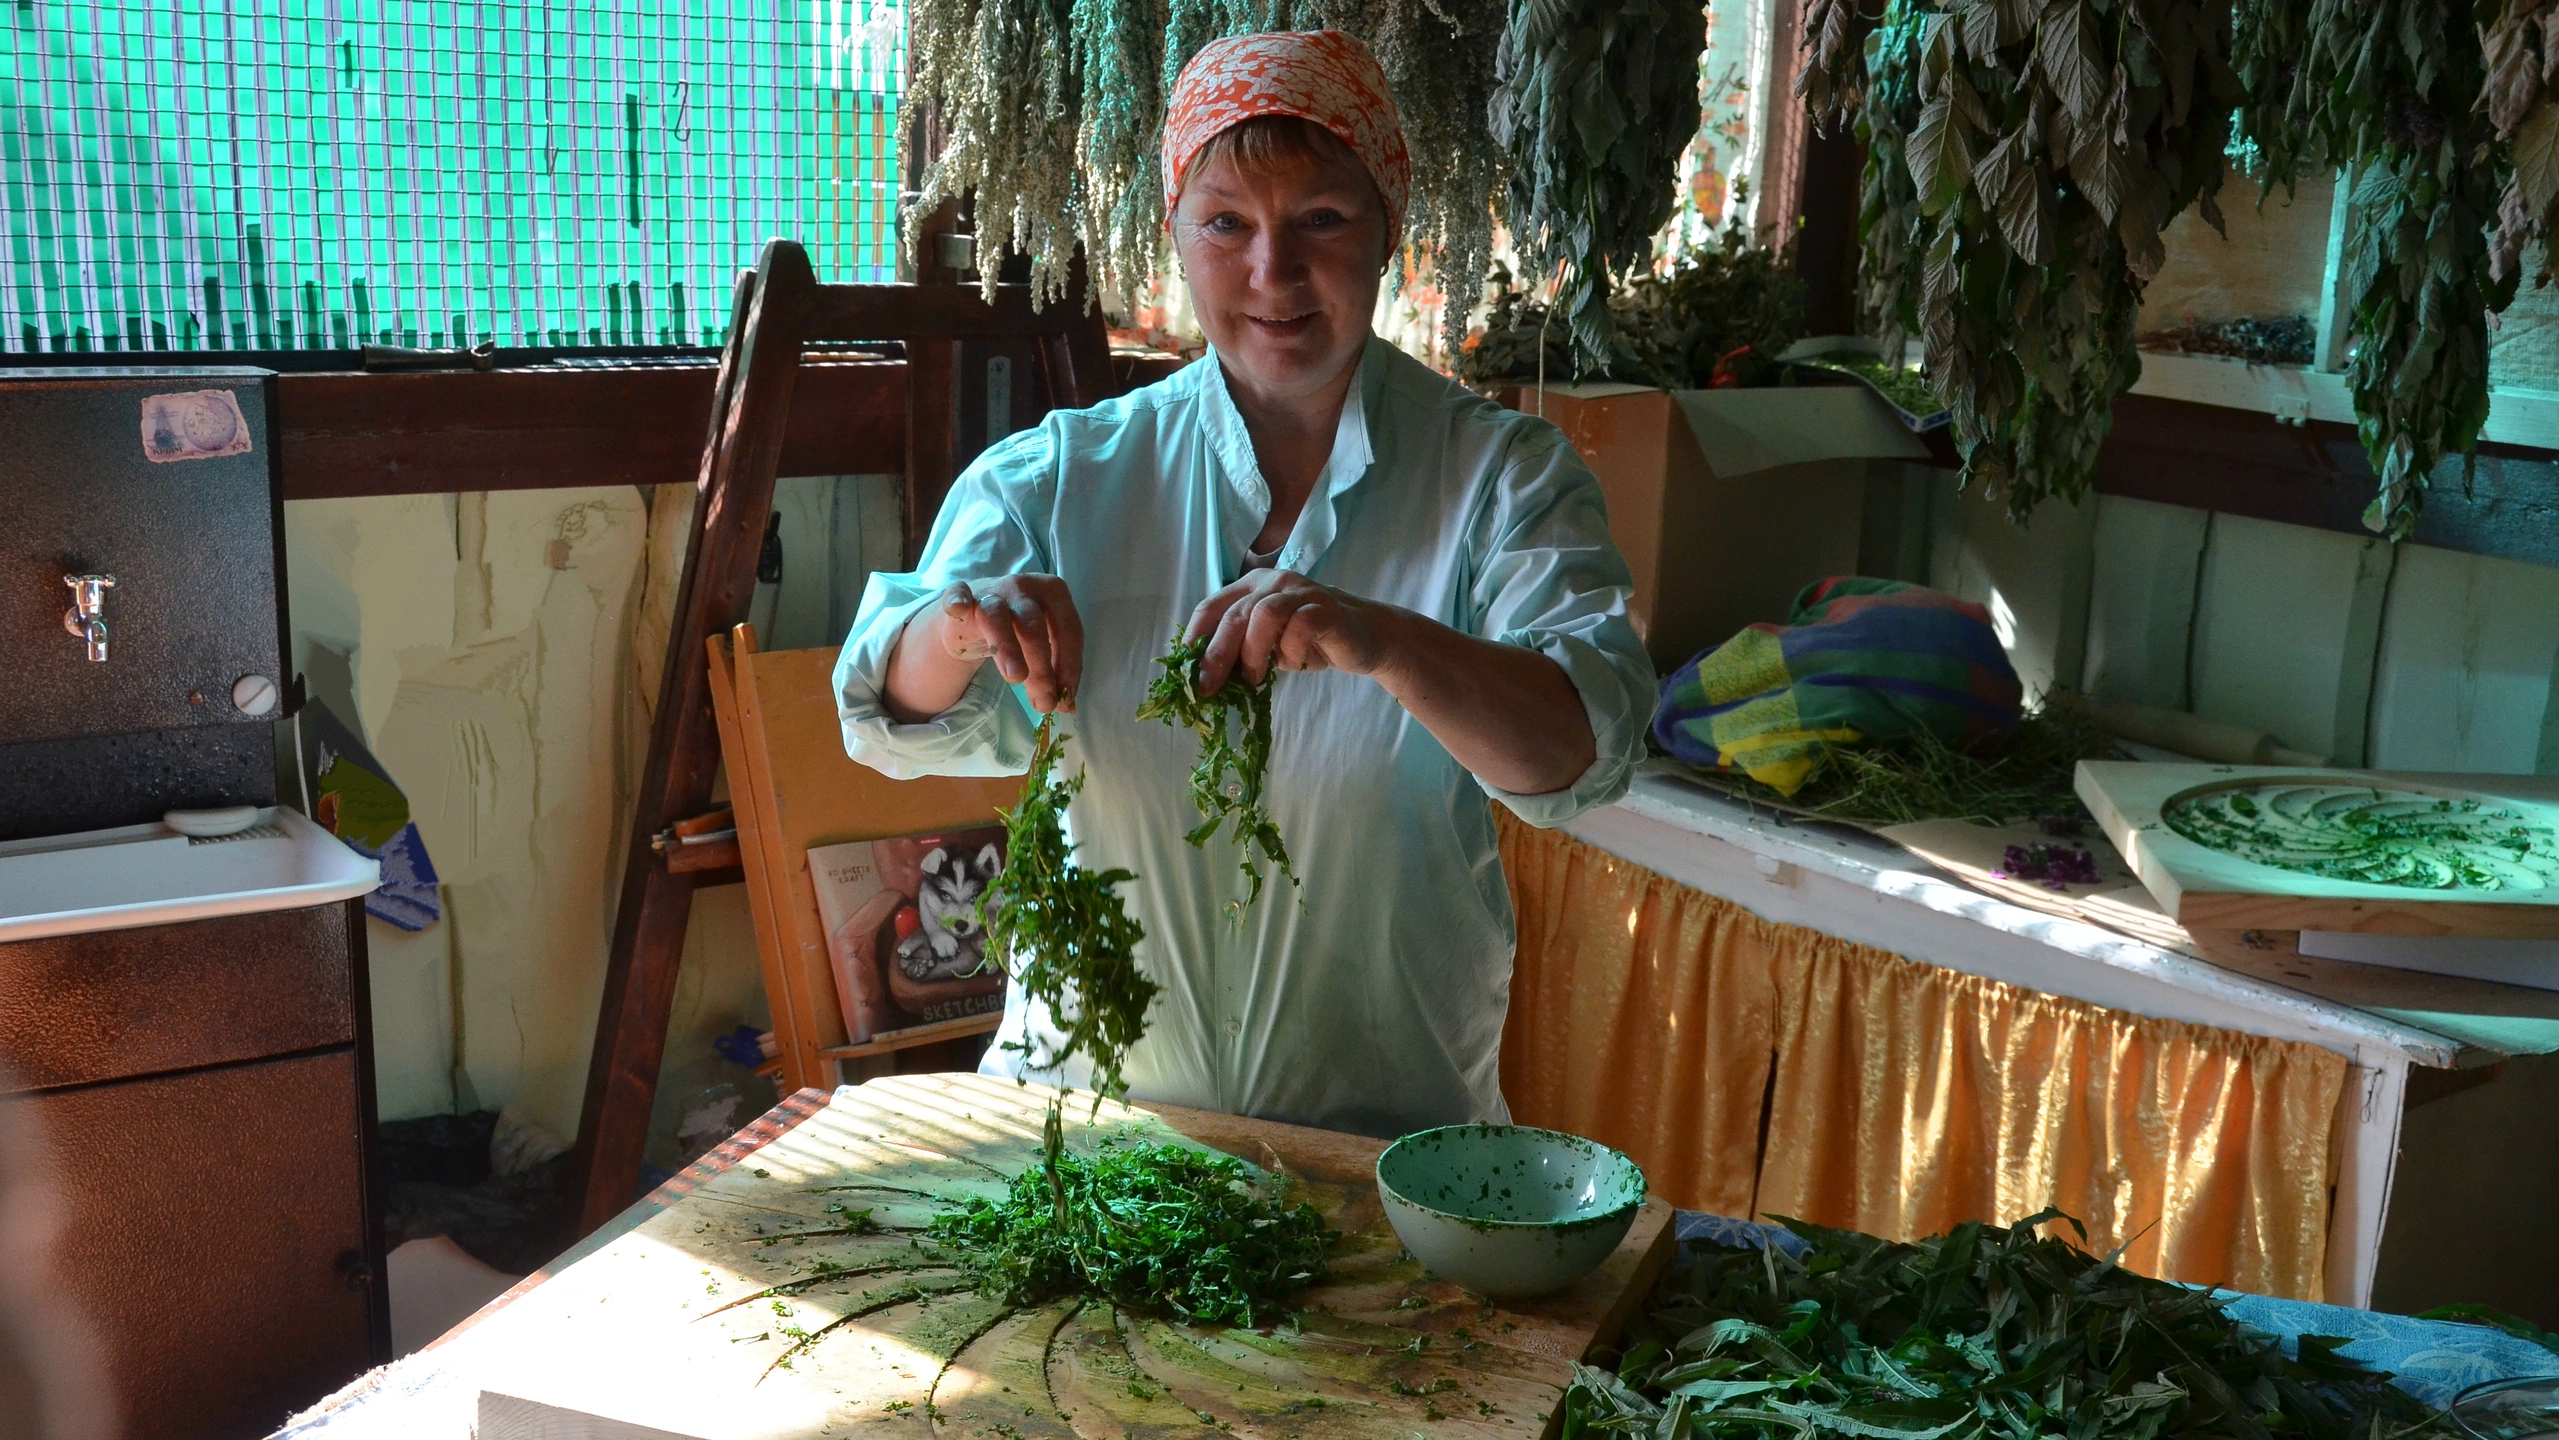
[834,336,1653,1137]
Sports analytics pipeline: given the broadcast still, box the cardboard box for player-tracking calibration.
[1508,383,1934,674]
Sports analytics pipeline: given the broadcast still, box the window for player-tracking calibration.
[4,0,904,353]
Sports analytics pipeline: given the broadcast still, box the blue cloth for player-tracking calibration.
[832,338,1654,1138]
[1669,1211,2555,1409]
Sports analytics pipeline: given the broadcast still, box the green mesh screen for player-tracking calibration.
[4,0,904,353]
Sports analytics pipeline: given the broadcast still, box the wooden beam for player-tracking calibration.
[274,359,905,500]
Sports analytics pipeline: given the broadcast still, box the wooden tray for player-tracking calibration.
[2077,761,2559,938]
[455,1074,1677,1439]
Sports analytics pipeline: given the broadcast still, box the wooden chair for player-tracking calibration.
[707,624,1021,1093]
[569,239,1112,1232]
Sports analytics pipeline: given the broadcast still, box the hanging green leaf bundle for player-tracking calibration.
[2231,0,2515,537]
[1851,0,2239,525]
[1135,634,1298,915]
[1562,1210,2459,1440]
[983,716,1160,1102]
[1489,0,1707,378]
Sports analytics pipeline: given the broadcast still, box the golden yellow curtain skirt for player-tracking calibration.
[1494,813,2346,1301]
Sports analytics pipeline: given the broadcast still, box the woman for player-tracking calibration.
[835,30,1653,1138]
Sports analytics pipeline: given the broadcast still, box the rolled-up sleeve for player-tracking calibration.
[1467,425,1656,826]
[833,428,1053,780]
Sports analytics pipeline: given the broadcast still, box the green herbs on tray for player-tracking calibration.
[983,715,1159,1102]
[1699,695,2120,831]
[1136,632,1299,915]
[924,1123,1335,1328]
[1564,1210,2457,1440]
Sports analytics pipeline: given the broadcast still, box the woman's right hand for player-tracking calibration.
[899,574,1084,717]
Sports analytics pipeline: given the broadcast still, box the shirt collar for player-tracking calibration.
[1198,339,1382,575]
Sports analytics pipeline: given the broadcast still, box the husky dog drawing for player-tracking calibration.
[897,840,1001,981]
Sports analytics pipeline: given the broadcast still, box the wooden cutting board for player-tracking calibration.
[455,1074,1675,1440]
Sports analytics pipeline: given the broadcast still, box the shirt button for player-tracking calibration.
[1222,779,1244,800]
[1222,1019,1243,1038]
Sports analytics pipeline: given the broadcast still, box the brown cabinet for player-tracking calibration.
[0,900,386,1440]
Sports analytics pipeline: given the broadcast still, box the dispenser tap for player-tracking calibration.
[62,574,114,662]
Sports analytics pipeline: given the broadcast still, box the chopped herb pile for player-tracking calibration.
[2166,784,2559,893]
[1996,843,2100,891]
[1135,633,1298,915]
[983,715,1159,1101]
[924,1126,1335,1327]
[1564,1210,2456,1440]
[1692,697,2120,830]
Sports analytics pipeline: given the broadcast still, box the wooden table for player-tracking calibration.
[341,1075,1673,1440]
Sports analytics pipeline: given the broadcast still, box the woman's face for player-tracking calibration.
[1171,139,1387,408]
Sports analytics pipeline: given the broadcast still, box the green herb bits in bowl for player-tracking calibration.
[1374,1124,1644,1297]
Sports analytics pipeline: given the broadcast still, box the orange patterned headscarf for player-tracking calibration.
[1161,31,1411,239]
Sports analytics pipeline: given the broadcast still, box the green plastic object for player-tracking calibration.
[4,0,903,355]
[1374,1123,1644,1297]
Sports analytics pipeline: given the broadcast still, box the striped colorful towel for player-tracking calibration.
[1651,577,2024,796]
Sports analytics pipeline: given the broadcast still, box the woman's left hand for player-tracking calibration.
[1187,569,1401,694]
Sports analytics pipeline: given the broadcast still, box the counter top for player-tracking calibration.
[1570,764,2559,1067]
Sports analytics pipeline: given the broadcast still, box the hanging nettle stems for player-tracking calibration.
[2232,0,2514,537]
[1804,0,2239,525]
[1489,0,1706,378]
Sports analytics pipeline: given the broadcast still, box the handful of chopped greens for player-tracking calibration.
[924,1124,1335,1328]
[1564,1210,2455,1440]
[1135,633,1297,915]
[983,715,1158,1102]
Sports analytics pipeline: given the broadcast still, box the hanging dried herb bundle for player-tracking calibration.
[2230,0,2515,537]
[905,0,1091,304]
[1462,220,1808,388]
[1135,634,1298,915]
[1489,0,1706,377]
[2482,0,2559,289]
[983,716,1160,1101]
[908,0,1509,341]
[1562,1209,2459,1440]
[1849,0,2239,525]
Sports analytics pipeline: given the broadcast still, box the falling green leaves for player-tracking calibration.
[1135,634,1298,916]
[923,1133,1336,1327]
[1561,1210,2462,1440]
[982,716,1160,1103]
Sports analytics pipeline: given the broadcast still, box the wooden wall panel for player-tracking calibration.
[2188,513,2393,765]
[2081,496,2211,710]
[1923,478,2096,701]
[2366,544,2559,774]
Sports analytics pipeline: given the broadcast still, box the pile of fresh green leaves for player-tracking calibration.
[1701,695,2119,830]
[1463,224,1809,389]
[1830,0,2240,525]
[924,1126,1335,1327]
[1489,0,1706,378]
[1563,1210,2459,1440]
[2231,0,2515,537]
[983,716,1160,1101]
[1136,633,1298,915]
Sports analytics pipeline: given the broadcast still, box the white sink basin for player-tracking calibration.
[0,806,381,944]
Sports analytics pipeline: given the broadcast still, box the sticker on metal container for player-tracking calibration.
[139,389,253,463]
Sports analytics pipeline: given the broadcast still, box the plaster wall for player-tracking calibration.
[285,476,892,1143]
